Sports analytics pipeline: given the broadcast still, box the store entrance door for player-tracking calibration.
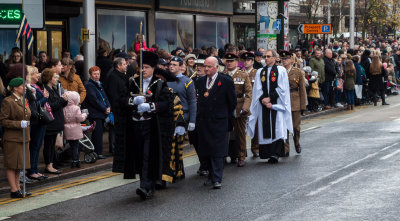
[35,21,66,59]
[234,23,256,50]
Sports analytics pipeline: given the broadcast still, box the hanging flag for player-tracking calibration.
[15,13,34,51]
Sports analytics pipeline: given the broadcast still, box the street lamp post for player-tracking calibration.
[350,0,355,48]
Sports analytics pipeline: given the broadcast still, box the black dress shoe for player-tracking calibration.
[136,188,152,200]
[203,179,212,186]
[19,190,32,197]
[295,145,302,154]
[97,155,106,159]
[10,191,23,198]
[27,175,45,181]
[230,158,238,164]
[213,182,222,189]
[45,169,62,174]
[382,102,390,105]
[252,152,259,158]
[267,157,279,164]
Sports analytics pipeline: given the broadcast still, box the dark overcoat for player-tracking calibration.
[196,73,237,158]
[104,69,131,173]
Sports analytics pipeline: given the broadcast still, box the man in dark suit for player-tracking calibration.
[196,57,237,189]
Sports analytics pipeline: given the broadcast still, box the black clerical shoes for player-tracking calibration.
[295,145,302,154]
[252,152,259,158]
[136,188,153,200]
[213,182,222,189]
[267,157,279,164]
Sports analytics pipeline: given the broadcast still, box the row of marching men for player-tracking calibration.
[111,49,307,200]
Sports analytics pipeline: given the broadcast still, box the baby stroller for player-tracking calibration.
[55,121,98,164]
[360,79,374,105]
[304,68,324,112]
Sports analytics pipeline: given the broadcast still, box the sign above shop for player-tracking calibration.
[159,0,233,15]
[0,0,44,29]
[298,24,332,34]
[0,4,22,25]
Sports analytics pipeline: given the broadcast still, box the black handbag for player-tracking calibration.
[38,104,54,125]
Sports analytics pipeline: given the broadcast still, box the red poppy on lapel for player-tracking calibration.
[218,81,221,86]
[147,90,153,96]
[271,71,274,75]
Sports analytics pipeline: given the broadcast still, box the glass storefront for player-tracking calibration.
[234,23,256,50]
[96,9,146,53]
[0,30,18,62]
[155,13,194,52]
[196,16,229,49]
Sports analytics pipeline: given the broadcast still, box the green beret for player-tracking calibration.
[8,78,23,87]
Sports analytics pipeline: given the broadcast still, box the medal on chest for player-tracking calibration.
[204,91,209,97]
[261,70,266,82]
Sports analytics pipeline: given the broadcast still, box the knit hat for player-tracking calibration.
[8,78,23,87]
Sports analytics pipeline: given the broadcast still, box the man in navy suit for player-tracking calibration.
[196,57,237,189]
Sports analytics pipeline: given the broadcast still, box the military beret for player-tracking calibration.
[279,50,292,58]
[240,52,255,60]
[254,51,263,57]
[9,78,23,87]
[170,56,184,64]
[224,53,239,61]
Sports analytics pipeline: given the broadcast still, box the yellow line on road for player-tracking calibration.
[0,150,200,205]
[0,172,121,205]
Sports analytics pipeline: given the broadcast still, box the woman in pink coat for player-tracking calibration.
[63,91,88,168]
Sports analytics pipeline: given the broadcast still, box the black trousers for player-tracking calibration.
[205,157,224,183]
[89,119,104,155]
[132,120,155,191]
[189,130,207,171]
[43,134,57,165]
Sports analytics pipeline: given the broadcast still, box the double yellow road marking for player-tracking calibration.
[0,172,120,205]
[0,150,199,205]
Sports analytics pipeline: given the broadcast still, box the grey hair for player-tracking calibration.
[113,57,125,68]
[265,49,278,57]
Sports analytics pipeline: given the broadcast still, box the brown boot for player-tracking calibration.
[351,105,354,110]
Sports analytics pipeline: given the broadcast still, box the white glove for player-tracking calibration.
[137,103,151,113]
[21,120,29,128]
[133,96,145,105]
[174,126,186,136]
[188,123,195,131]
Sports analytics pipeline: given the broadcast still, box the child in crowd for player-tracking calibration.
[63,91,88,168]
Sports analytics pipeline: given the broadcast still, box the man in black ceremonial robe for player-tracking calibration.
[124,51,174,200]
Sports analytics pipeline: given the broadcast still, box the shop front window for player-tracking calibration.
[155,13,194,53]
[196,16,229,49]
[235,24,256,50]
[0,30,18,63]
[97,9,146,54]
